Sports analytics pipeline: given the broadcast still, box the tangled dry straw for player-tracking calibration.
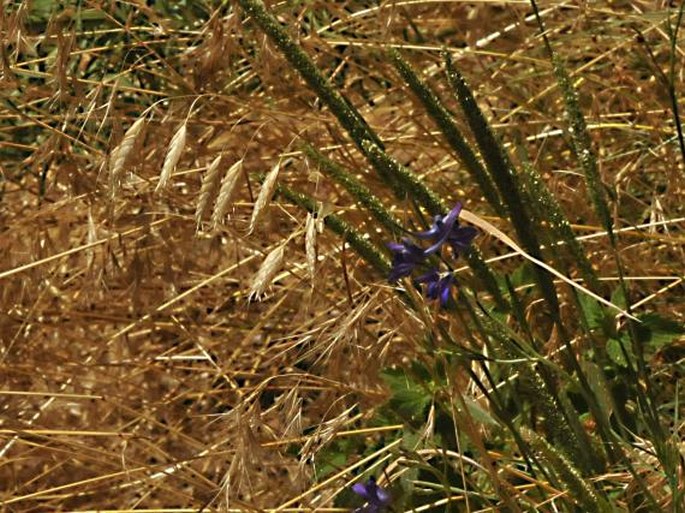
[0,1,683,512]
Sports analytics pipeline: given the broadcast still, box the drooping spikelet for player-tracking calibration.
[305,212,317,280]
[86,209,98,270]
[210,158,243,230]
[109,116,145,197]
[156,123,187,192]
[195,154,223,231]
[248,160,280,234]
[248,243,286,301]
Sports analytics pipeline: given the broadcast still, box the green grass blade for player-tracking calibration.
[236,0,383,152]
[273,180,391,276]
[444,53,560,318]
[302,145,403,236]
[388,48,504,217]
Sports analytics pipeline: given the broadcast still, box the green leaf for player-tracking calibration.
[381,368,432,425]
[28,0,57,22]
[580,360,615,418]
[606,338,630,368]
[460,396,498,426]
[314,437,358,479]
[633,313,685,350]
[610,286,627,311]
[577,293,604,330]
[508,261,537,292]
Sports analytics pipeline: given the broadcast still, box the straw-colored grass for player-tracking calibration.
[0,1,682,512]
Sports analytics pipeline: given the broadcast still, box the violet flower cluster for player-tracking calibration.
[387,202,477,306]
[352,476,391,513]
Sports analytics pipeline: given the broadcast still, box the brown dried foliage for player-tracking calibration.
[0,1,683,511]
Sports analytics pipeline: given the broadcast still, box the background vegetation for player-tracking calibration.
[0,1,683,511]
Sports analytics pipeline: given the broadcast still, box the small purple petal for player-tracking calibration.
[439,275,454,305]
[387,239,428,283]
[415,269,455,306]
[423,205,463,255]
[427,279,440,299]
[443,202,463,225]
[352,477,391,513]
[375,486,392,505]
[352,482,372,500]
[448,226,478,253]
[386,241,406,252]
[415,268,440,284]
[413,215,443,239]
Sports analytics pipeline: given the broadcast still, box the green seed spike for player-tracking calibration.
[237,0,445,219]
[519,159,601,292]
[444,52,560,318]
[522,427,612,513]
[236,0,383,152]
[551,52,615,245]
[272,179,391,276]
[302,145,403,237]
[388,48,505,218]
[527,3,614,246]
[361,140,445,216]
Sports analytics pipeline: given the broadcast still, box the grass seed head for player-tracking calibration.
[109,116,145,197]
[249,160,281,234]
[249,242,286,301]
[211,158,244,230]
[156,123,187,192]
[195,154,224,231]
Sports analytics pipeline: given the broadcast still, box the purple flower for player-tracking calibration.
[386,202,476,308]
[352,476,391,513]
[387,238,427,282]
[416,268,455,306]
[413,202,477,257]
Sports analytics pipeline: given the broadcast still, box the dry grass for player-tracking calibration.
[0,1,683,511]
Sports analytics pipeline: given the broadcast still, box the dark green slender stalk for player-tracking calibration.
[665,3,685,166]
[529,0,666,467]
[463,247,509,312]
[503,275,535,343]
[302,145,403,235]
[388,48,504,217]
[306,146,508,316]
[635,4,685,167]
[470,301,596,473]
[273,180,390,275]
[527,1,614,245]
[522,427,611,513]
[519,159,600,291]
[526,22,657,432]
[529,6,669,509]
[444,53,560,319]
[237,0,444,215]
[237,0,382,151]
[361,140,444,215]
[517,152,617,467]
